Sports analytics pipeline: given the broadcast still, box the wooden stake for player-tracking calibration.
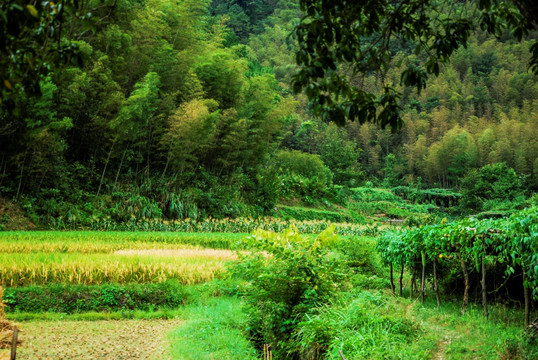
[11,326,18,360]
[410,265,416,299]
[524,271,530,327]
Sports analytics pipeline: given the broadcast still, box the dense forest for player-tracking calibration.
[0,0,536,226]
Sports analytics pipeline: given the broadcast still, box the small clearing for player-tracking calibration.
[15,319,180,359]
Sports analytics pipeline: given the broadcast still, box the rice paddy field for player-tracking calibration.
[0,231,251,359]
[0,232,245,287]
[2,229,535,359]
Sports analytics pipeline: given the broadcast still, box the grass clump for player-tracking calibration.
[297,290,432,360]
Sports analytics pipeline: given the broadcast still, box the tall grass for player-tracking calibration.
[168,297,257,360]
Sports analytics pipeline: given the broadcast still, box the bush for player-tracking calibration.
[275,150,334,200]
[231,226,350,358]
[3,281,186,313]
[460,163,523,212]
[332,236,382,276]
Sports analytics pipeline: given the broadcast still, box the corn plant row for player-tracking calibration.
[377,207,537,327]
[87,217,386,236]
[0,253,227,287]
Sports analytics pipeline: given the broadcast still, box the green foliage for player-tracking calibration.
[461,163,524,211]
[231,226,350,358]
[275,150,334,200]
[296,291,424,360]
[275,150,332,185]
[169,297,257,360]
[292,0,537,130]
[392,186,462,208]
[1,0,537,225]
[275,205,367,224]
[3,281,185,313]
[377,207,538,302]
[0,0,99,110]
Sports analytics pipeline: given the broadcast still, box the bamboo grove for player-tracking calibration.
[377,207,538,327]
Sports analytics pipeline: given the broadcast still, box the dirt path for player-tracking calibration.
[14,319,181,360]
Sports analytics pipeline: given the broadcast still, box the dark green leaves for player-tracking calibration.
[293,0,537,131]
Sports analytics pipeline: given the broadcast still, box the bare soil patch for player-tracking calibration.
[15,319,181,359]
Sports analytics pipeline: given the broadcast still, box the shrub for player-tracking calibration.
[231,226,349,358]
[275,150,333,200]
[460,163,523,212]
[3,281,186,313]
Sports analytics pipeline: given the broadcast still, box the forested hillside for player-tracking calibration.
[0,0,536,227]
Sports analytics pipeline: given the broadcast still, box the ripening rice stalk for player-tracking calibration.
[0,253,228,287]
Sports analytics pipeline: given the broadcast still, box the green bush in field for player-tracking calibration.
[231,226,349,359]
[275,150,334,200]
[333,236,382,276]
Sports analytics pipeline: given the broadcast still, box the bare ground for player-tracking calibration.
[13,319,181,360]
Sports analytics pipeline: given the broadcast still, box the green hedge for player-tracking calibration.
[3,281,186,313]
[275,205,367,224]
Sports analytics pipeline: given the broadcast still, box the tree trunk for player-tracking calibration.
[421,252,426,304]
[114,148,127,189]
[399,264,404,297]
[410,265,416,299]
[390,262,395,295]
[15,160,25,200]
[524,270,530,327]
[433,256,441,310]
[457,247,470,314]
[97,141,115,197]
[481,253,488,319]
[162,153,171,178]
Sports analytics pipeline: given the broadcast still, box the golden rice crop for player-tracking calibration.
[0,253,228,287]
[0,231,246,253]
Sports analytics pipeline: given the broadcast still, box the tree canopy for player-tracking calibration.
[292,0,538,131]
